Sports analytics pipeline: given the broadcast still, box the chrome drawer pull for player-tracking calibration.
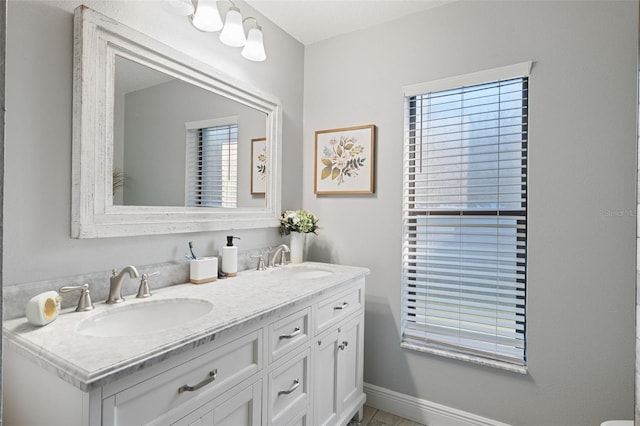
[279,327,301,340]
[278,379,300,396]
[178,369,218,394]
[334,302,349,310]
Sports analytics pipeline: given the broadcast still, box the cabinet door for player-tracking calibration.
[335,315,363,420]
[312,314,364,426]
[172,380,262,426]
[312,327,339,426]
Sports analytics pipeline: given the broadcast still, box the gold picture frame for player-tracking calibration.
[314,124,375,194]
[251,138,267,195]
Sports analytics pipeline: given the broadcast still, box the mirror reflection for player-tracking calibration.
[113,56,267,208]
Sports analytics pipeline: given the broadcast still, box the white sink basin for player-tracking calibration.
[271,265,335,280]
[77,299,213,337]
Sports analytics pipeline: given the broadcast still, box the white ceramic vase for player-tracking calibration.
[289,232,306,263]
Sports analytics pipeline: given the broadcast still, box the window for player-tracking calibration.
[185,118,238,208]
[401,63,531,370]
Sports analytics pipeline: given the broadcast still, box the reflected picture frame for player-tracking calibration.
[251,137,267,195]
[314,124,375,194]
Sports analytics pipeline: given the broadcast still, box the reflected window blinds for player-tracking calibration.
[186,119,238,208]
[401,67,529,367]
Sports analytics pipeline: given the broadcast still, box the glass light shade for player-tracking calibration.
[219,7,246,47]
[241,25,266,61]
[191,0,223,32]
[164,0,195,16]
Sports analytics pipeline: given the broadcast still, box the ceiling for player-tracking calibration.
[245,0,454,45]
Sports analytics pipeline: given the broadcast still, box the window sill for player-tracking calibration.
[400,342,528,375]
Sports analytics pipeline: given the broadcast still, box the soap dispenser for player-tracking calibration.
[222,236,240,277]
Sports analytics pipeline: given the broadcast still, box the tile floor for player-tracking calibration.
[354,405,425,426]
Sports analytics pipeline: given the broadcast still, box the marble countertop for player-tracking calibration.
[3,262,369,392]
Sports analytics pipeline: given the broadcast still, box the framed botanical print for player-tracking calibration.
[251,137,267,195]
[314,124,375,194]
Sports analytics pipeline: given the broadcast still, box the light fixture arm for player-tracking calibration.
[243,17,259,26]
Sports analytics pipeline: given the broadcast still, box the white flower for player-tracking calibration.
[279,209,319,236]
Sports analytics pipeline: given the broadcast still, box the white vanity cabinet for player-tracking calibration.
[312,284,365,426]
[3,266,366,426]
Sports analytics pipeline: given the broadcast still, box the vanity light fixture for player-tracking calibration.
[241,19,266,62]
[164,0,266,61]
[219,4,246,47]
[191,0,223,32]
[164,0,195,16]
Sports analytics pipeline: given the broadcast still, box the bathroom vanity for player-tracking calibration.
[3,262,368,425]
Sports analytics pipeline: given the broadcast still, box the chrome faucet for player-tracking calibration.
[107,266,139,304]
[268,244,290,267]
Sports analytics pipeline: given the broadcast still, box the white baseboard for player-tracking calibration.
[363,382,511,426]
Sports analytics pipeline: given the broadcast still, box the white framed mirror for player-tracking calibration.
[71,5,282,238]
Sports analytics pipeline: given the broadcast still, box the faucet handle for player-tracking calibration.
[278,250,288,266]
[59,283,94,312]
[252,254,266,271]
[137,271,159,298]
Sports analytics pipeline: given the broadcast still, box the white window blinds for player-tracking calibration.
[185,118,238,208]
[401,64,530,368]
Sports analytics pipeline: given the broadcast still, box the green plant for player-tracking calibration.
[279,209,319,236]
[112,167,129,195]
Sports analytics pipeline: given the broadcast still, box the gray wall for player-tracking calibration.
[3,0,304,285]
[303,1,637,425]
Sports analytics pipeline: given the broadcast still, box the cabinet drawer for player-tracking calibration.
[314,284,362,335]
[104,330,263,425]
[269,308,310,363]
[268,349,310,425]
[170,379,262,426]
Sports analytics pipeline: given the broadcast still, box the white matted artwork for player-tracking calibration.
[251,137,267,195]
[314,124,375,194]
